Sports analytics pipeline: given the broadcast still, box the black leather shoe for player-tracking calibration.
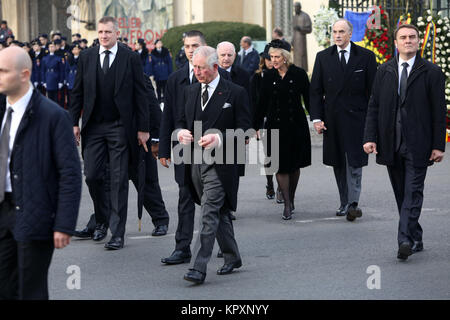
[266,185,275,199]
[217,260,242,275]
[152,225,168,236]
[412,241,424,253]
[104,236,124,250]
[184,269,206,284]
[73,227,93,239]
[161,250,191,264]
[229,212,236,220]
[336,204,350,216]
[92,224,108,241]
[346,203,362,222]
[397,242,413,260]
[217,249,223,258]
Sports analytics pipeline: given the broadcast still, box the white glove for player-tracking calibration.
[43,83,47,88]
[58,83,63,89]
[34,82,38,87]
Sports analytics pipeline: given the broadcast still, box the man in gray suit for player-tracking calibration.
[176,46,252,284]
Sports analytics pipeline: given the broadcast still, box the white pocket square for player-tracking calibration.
[354,69,364,73]
[222,103,232,109]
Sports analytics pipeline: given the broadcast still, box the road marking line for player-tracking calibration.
[128,230,198,240]
[295,217,341,224]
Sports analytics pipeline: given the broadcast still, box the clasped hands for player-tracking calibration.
[178,129,219,149]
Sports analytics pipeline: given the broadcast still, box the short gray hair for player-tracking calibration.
[193,46,218,69]
[332,18,353,33]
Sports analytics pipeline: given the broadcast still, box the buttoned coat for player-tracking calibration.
[256,65,311,173]
[310,42,377,168]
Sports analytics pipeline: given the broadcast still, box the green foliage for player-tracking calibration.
[161,21,266,67]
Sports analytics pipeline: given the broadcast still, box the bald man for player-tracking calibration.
[0,47,81,299]
[217,41,251,96]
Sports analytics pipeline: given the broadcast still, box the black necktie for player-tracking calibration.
[400,62,409,103]
[103,50,111,74]
[340,50,347,70]
[202,84,209,107]
[0,107,13,202]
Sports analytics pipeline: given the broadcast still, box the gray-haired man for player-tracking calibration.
[176,46,252,284]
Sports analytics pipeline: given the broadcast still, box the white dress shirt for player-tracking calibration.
[398,55,415,93]
[313,42,352,123]
[99,42,118,69]
[189,63,195,84]
[1,84,34,192]
[201,74,220,110]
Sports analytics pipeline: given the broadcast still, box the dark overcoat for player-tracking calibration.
[0,91,82,241]
[256,65,311,173]
[364,54,447,167]
[310,42,377,168]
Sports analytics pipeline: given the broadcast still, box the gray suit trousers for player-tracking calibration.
[190,164,241,274]
[333,153,363,206]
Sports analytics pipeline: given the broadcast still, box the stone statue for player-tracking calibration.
[292,2,312,70]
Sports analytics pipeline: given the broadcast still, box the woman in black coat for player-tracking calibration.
[255,39,311,220]
[250,46,280,201]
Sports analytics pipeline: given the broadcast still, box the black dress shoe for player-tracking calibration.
[336,204,350,217]
[346,203,362,222]
[184,269,206,284]
[412,241,424,253]
[217,260,242,275]
[152,225,168,236]
[104,237,124,250]
[92,224,108,241]
[161,250,191,264]
[229,212,236,220]
[397,242,413,260]
[217,249,223,258]
[73,227,93,239]
[266,185,275,199]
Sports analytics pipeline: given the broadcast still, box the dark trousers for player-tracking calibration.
[83,120,129,238]
[387,145,427,245]
[155,80,167,103]
[83,143,169,232]
[174,183,196,252]
[0,199,54,300]
[47,90,58,103]
[189,164,240,273]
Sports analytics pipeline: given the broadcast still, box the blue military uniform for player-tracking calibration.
[41,53,64,103]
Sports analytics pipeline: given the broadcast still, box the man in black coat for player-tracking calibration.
[70,16,149,250]
[364,24,446,261]
[159,31,231,265]
[177,46,252,284]
[217,41,251,96]
[310,18,377,221]
[0,47,81,299]
[73,75,170,238]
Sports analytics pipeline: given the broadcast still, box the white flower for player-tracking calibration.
[436,49,440,55]
[427,16,432,22]
[436,57,441,62]
[437,28,442,33]
[438,19,443,25]
[427,9,432,14]
[418,16,423,21]
[446,72,450,77]
[442,63,447,68]
[446,88,450,94]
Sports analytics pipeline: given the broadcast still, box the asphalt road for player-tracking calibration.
[48,143,450,300]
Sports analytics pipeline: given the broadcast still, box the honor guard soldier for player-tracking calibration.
[41,41,64,104]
